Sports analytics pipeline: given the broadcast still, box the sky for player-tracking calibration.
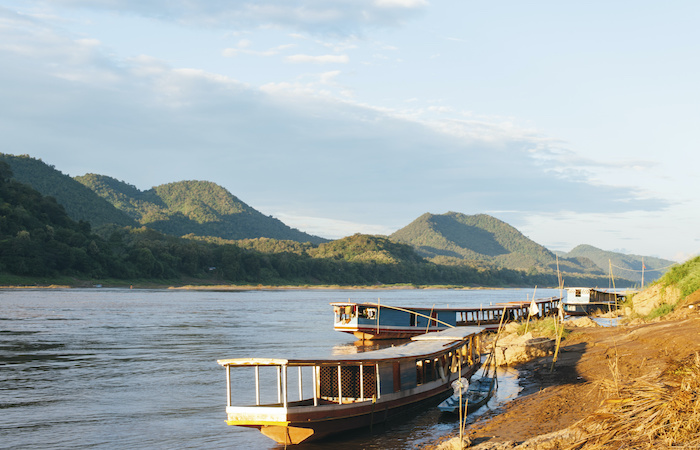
[1,1,698,263]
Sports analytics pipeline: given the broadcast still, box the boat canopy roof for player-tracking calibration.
[217,326,483,368]
[330,298,558,311]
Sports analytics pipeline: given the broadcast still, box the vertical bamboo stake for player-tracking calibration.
[255,365,260,405]
[376,298,381,336]
[426,304,435,333]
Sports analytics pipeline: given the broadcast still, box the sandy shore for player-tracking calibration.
[427,303,700,449]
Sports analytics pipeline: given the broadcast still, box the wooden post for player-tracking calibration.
[376,363,381,399]
[277,366,282,404]
[298,366,303,401]
[226,365,232,407]
[254,365,260,405]
[312,366,318,406]
[282,365,288,409]
[360,364,364,400]
[337,365,343,405]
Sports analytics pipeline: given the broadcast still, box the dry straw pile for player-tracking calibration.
[571,352,700,449]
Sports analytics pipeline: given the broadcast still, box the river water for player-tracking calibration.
[0,287,559,449]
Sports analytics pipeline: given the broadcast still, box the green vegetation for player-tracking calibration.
[657,255,700,298]
[0,167,617,287]
[515,317,571,340]
[0,152,667,288]
[0,154,136,228]
[646,303,676,320]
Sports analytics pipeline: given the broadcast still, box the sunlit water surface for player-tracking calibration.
[0,288,557,449]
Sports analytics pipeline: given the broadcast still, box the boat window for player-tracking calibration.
[359,307,377,319]
[575,289,582,297]
[416,360,424,385]
[319,365,376,401]
[410,313,417,327]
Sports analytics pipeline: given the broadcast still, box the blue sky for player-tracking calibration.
[1,1,698,263]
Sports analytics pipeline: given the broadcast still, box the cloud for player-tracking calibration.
[30,0,429,35]
[0,8,672,236]
[222,43,296,58]
[286,54,349,64]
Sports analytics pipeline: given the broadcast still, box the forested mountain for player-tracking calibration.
[0,161,120,277]
[76,174,326,244]
[560,244,675,284]
[390,212,607,277]
[0,154,136,228]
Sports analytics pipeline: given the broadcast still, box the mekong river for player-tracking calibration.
[1,287,558,449]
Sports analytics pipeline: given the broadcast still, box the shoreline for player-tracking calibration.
[0,282,545,291]
[426,306,700,449]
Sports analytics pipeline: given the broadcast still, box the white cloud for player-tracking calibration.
[374,0,429,8]
[0,5,678,257]
[286,54,349,63]
[222,43,295,58]
[31,0,429,35]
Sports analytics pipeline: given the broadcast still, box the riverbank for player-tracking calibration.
[428,300,700,449]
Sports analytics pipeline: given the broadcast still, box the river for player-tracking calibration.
[0,287,559,449]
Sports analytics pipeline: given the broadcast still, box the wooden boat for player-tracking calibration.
[437,375,497,414]
[217,327,484,445]
[561,288,626,316]
[332,297,560,340]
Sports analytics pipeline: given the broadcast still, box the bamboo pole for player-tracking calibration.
[363,302,456,329]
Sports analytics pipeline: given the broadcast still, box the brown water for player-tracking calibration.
[0,288,549,449]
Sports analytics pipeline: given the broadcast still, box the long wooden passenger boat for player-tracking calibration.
[561,288,626,316]
[217,327,483,445]
[332,297,560,340]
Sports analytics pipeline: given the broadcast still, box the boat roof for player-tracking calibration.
[217,326,483,367]
[329,298,558,311]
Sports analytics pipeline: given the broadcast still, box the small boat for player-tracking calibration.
[332,297,560,340]
[217,327,484,445]
[437,375,497,414]
[561,288,626,316]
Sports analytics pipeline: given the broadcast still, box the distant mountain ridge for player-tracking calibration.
[75,174,326,244]
[0,153,671,286]
[1,154,325,244]
[559,244,675,284]
[390,212,606,277]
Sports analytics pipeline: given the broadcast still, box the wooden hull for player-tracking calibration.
[562,302,617,316]
[350,328,448,340]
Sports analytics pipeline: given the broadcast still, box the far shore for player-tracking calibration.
[0,282,536,291]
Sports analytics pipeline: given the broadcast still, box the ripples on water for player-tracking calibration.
[0,288,555,449]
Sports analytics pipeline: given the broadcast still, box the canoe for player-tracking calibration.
[437,375,497,414]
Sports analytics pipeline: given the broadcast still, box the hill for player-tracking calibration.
[390,212,606,277]
[561,244,676,285]
[0,154,136,228]
[75,174,326,244]
[0,161,121,277]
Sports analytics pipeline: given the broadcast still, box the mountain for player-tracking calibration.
[0,154,136,228]
[75,174,326,244]
[0,160,119,277]
[561,244,676,285]
[390,212,606,276]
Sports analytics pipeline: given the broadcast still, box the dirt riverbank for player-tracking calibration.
[428,303,700,449]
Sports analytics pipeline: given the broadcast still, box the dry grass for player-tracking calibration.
[569,352,700,449]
